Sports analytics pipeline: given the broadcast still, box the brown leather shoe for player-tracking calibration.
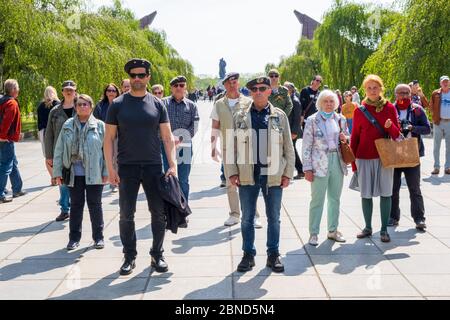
[445,168,450,175]
[357,228,372,239]
[431,168,440,175]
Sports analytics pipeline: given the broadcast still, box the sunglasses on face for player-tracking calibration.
[129,73,148,79]
[269,74,279,78]
[250,86,269,93]
[172,83,186,88]
[76,102,90,108]
[153,91,163,95]
[314,79,322,83]
[106,89,117,93]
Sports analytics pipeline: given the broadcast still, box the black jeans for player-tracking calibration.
[118,164,166,260]
[292,138,303,174]
[391,164,425,222]
[68,176,104,242]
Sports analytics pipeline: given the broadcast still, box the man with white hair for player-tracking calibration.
[430,75,450,175]
[0,79,25,203]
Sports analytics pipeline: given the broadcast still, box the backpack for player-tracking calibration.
[0,94,13,124]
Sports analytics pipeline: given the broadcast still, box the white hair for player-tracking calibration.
[3,79,19,95]
[316,89,339,111]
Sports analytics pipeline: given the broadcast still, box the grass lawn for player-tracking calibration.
[21,116,37,133]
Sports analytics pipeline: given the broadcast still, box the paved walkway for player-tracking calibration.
[1,100,450,300]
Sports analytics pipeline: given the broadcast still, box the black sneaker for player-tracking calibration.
[151,256,169,273]
[55,212,69,221]
[415,219,427,230]
[266,254,285,273]
[237,253,255,272]
[0,197,12,204]
[94,239,105,249]
[219,180,226,188]
[66,240,79,251]
[12,191,27,198]
[120,259,136,275]
[387,218,399,227]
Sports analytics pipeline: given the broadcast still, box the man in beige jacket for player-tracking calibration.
[211,72,261,228]
[227,76,295,273]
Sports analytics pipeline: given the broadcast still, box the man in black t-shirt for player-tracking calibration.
[299,75,322,129]
[105,58,177,276]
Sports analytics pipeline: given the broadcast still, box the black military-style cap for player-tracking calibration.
[124,58,151,74]
[246,76,271,89]
[222,72,240,84]
[62,80,77,90]
[170,75,187,86]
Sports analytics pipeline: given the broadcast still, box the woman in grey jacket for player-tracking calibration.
[53,94,108,251]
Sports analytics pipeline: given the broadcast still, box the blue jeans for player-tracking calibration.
[347,119,353,134]
[0,142,23,199]
[239,174,282,256]
[220,163,225,181]
[161,142,192,201]
[59,184,70,214]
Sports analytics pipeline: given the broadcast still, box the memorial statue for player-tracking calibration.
[219,58,227,80]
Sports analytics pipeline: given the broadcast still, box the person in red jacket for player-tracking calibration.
[350,74,400,243]
[0,79,26,203]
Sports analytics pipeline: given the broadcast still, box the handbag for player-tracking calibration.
[349,171,359,191]
[62,166,71,185]
[338,119,355,164]
[359,106,420,168]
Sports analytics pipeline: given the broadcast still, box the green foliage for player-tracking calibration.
[277,38,322,89]
[0,0,194,118]
[363,0,450,98]
[314,0,400,91]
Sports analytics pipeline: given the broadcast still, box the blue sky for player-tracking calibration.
[88,0,395,76]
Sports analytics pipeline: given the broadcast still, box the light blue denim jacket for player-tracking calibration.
[52,114,107,187]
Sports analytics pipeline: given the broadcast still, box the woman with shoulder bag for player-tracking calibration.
[350,75,401,243]
[302,90,350,246]
[52,94,108,251]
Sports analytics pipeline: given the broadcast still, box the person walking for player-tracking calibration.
[52,94,108,250]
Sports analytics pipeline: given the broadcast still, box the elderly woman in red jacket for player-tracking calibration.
[350,75,400,243]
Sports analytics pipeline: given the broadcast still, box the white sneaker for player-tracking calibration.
[224,215,240,226]
[309,234,319,246]
[254,218,263,229]
[327,230,346,242]
[111,186,119,193]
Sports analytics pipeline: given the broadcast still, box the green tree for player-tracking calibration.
[363,0,450,98]
[314,0,399,90]
[0,0,194,121]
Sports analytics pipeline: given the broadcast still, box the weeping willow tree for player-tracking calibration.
[0,0,194,115]
[314,0,400,90]
[363,0,450,98]
[276,38,322,89]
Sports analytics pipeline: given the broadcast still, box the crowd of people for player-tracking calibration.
[0,56,449,275]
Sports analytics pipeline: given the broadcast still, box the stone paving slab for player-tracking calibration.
[1,100,450,300]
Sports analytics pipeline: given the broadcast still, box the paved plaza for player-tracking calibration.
[1,101,450,300]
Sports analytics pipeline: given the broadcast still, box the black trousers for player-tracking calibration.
[68,176,104,242]
[292,138,303,174]
[390,164,425,222]
[118,164,166,260]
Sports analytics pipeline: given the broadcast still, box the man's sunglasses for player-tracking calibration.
[250,86,269,93]
[172,83,186,88]
[129,73,148,79]
[314,79,322,83]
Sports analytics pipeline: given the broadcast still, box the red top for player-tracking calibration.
[350,101,400,171]
[0,98,22,142]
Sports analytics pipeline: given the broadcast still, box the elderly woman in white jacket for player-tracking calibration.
[302,90,350,246]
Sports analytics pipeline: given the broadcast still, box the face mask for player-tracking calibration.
[320,111,334,119]
[396,98,411,110]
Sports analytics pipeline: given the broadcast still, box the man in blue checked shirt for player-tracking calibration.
[162,76,200,201]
